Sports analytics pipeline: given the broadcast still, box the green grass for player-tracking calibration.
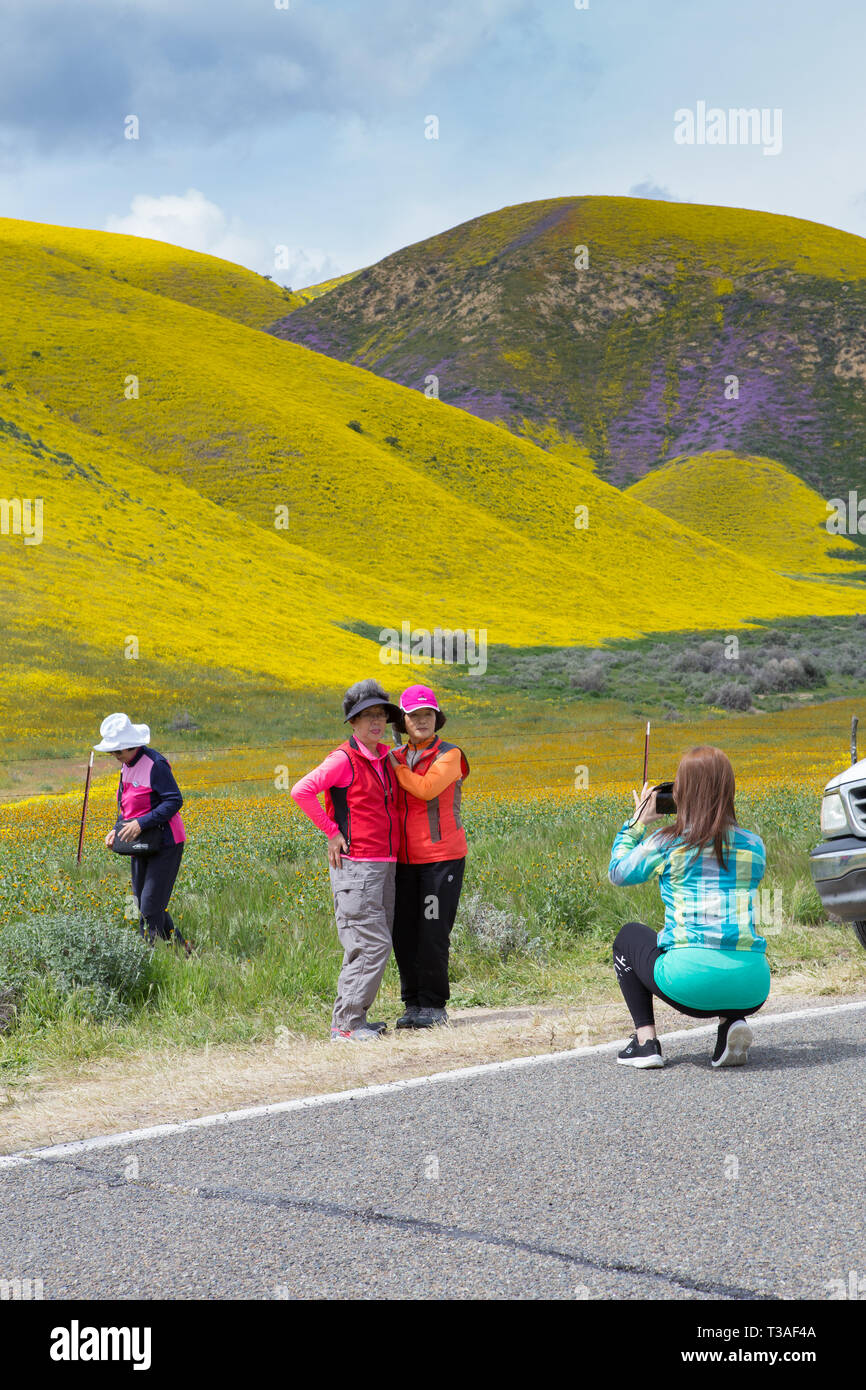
[477,614,866,714]
[1,785,863,1084]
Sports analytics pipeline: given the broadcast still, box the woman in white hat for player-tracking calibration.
[95,713,191,955]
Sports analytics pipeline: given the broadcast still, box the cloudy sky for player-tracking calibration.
[1,0,863,288]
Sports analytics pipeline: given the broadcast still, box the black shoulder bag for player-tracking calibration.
[111,817,164,856]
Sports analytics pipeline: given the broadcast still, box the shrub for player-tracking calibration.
[752,656,817,693]
[570,666,606,693]
[799,655,826,686]
[707,681,753,711]
[0,985,17,1033]
[673,649,713,673]
[168,710,199,732]
[0,912,154,1022]
[455,893,539,960]
[346,420,363,432]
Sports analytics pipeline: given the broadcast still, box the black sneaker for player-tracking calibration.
[617,1034,664,1068]
[396,1006,421,1029]
[712,1018,752,1068]
[415,1007,448,1028]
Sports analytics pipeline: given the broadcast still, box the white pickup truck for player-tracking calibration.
[809,717,866,950]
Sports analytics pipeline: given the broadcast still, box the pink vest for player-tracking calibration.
[119,750,186,845]
[324,738,398,859]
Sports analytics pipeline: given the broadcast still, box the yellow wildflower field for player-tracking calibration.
[2,218,865,706]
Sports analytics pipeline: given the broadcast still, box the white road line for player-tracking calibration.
[1,998,865,1172]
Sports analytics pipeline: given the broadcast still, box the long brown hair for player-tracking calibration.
[654,745,737,868]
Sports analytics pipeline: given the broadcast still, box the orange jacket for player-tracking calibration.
[393,736,469,863]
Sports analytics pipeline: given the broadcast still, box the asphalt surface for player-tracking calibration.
[1,1005,864,1300]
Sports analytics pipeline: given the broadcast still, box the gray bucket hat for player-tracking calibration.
[342,678,400,724]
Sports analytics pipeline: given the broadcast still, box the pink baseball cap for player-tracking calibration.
[399,684,445,729]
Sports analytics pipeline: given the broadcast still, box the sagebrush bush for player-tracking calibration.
[455,892,540,961]
[0,912,154,1022]
[570,666,606,693]
[707,681,753,711]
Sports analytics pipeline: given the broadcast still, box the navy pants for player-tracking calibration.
[613,921,767,1030]
[393,858,465,1008]
[130,841,187,947]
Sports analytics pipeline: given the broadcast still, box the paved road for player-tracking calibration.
[1,1005,864,1300]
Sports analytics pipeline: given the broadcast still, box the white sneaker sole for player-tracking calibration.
[616,1054,664,1068]
[712,1020,753,1067]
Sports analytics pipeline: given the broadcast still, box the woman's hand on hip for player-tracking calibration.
[327,833,348,868]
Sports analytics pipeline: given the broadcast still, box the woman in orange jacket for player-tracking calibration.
[388,684,470,1028]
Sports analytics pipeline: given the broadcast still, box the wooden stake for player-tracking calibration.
[76,752,94,864]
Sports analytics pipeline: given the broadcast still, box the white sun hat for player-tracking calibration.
[93,712,151,752]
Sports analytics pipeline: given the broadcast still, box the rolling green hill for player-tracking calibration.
[269,195,866,496]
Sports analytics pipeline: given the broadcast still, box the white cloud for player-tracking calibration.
[276,246,348,290]
[104,188,346,287]
[628,178,679,201]
[105,188,262,264]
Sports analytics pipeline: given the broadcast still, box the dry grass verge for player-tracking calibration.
[3,982,864,1156]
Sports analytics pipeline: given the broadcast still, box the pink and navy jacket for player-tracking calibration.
[291,735,398,861]
[117,747,186,848]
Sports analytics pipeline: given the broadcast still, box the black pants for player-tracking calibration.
[393,858,465,1008]
[130,841,186,947]
[613,921,767,1030]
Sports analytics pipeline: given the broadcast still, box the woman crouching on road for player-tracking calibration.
[608,745,770,1069]
[291,679,401,1042]
[388,685,469,1029]
[96,712,192,956]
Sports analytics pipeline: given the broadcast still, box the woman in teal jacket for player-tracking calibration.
[608,744,771,1070]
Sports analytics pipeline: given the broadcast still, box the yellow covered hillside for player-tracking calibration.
[1,217,865,700]
[0,218,303,328]
[626,451,865,578]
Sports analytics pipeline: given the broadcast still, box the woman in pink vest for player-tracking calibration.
[291,679,401,1041]
[388,685,470,1028]
[95,712,191,956]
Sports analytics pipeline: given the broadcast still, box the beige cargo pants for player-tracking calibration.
[329,858,396,1031]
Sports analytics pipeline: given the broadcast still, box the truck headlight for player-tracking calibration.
[821,792,850,835]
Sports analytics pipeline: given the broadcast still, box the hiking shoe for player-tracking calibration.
[330,1026,382,1042]
[365,1020,388,1034]
[396,1006,421,1029]
[616,1034,664,1068]
[712,1018,752,1068]
[415,1007,449,1028]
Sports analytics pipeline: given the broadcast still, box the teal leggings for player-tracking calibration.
[613,922,767,1029]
